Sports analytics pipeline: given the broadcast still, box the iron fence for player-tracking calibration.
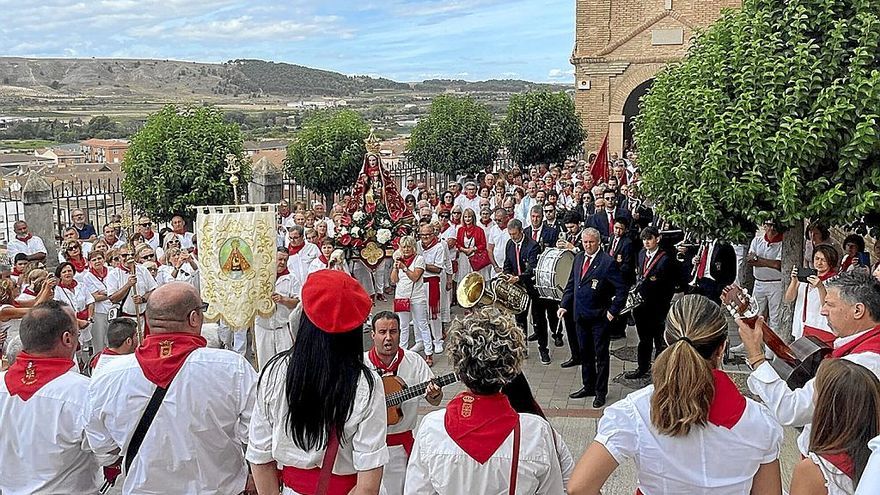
[0,188,24,245]
[52,177,137,240]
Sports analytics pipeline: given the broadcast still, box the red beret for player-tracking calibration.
[302,270,372,333]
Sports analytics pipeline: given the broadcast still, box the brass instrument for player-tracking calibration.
[456,272,529,314]
[620,283,643,315]
[674,233,699,262]
[689,242,712,286]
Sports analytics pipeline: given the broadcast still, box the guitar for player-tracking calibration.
[722,284,832,389]
[383,372,458,425]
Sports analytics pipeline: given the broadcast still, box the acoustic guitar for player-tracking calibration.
[722,284,832,389]
[383,372,458,425]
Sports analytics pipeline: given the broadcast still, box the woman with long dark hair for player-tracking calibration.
[790,359,880,494]
[247,270,387,495]
[568,295,783,494]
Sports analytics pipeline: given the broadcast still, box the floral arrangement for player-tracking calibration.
[335,200,412,254]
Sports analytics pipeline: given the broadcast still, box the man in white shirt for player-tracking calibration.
[254,249,301,369]
[86,282,258,494]
[0,300,100,494]
[454,181,481,214]
[365,311,442,495]
[170,215,196,251]
[136,216,160,249]
[487,207,511,279]
[746,220,785,339]
[401,175,419,200]
[105,246,158,323]
[7,220,47,262]
[101,223,127,250]
[739,271,880,455]
[418,223,447,353]
[312,201,336,234]
[90,317,137,377]
[285,225,320,284]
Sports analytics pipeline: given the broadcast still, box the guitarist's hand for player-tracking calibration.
[425,381,443,406]
[735,315,766,364]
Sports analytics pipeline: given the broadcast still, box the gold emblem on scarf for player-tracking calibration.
[360,241,385,266]
[159,340,173,359]
[461,394,475,418]
[21,361,37,385]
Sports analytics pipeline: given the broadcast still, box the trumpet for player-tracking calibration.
[675,239,700,261]
[456,272,529,314]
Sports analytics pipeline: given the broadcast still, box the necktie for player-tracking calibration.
[580,255,592,279]
[609,211,614,226]
[532,228,538,241]
[611,237,619,255]
[515,244,522,275]
[696,245,710,278]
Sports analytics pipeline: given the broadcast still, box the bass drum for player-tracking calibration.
[535,248,575,300]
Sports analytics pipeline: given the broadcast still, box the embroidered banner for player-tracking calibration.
[196,205,277,328]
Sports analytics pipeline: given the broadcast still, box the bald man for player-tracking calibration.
[87,282,258,494]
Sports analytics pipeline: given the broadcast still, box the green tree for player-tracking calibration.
[122,105,249,222]
[635,0,880,337]
[501,91,584,166]
[284,109,369,206]
[406,95,498,176]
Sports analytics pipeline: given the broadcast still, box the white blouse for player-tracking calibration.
[856,435,880,494]
[791,280,832,339]
[53,284,96,315]
[394,255,427,303]
[595,384,782,494]
[807,452,854,495]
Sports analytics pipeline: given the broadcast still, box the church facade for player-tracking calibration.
[571,0,741,155]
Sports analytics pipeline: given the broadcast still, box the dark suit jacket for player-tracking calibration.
[504,236,540,295]
[588,208,632,242]
[524,224,559,254]
[607,235,636,285]
[636,249,677,309]
[560,250,628,321]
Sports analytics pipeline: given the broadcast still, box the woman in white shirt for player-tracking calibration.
[785,244,839,343]
[390,236,433,365]
[568,294,783,495]
[790,358,880,495]
[247,270,387,495]
[81,250,113,353]
[53,261,96,362]
[157,247,200,287]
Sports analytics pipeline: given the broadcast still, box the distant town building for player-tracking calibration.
[80,138,129,164]
[34,146,86,168]
[0,154,54,174]
[244,139,289,157]
[285,99,348,109]
[571,0,740,154]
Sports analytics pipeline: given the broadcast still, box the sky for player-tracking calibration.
[1,0,576,83]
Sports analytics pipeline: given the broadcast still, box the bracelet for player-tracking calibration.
[747,356,766,369]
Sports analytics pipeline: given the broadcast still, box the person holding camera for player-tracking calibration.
[785,244,839,344]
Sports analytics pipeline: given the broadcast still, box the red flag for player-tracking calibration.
[590,133,610,183]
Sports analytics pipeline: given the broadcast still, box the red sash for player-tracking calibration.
[426,277,441,320]
[280,466,356,495]
[641,250,665,277]
[444,392,519,464]
[387,431,415,456]
[803,325,837,345]
[707,370,747,429]
[134,333,207,388]
[367,347,404,375]
[831,325,880,358]
[90,266,108,281]
[4,352,75,401]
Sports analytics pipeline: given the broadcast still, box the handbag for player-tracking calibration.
[469,249,491,272]
[394,274,416,312]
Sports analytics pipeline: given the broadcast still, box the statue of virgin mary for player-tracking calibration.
[345,133,411,222]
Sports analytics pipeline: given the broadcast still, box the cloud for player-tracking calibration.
[548,68,574,79]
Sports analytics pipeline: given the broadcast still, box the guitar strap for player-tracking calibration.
[508,418,521,495]
[316,426,340,495]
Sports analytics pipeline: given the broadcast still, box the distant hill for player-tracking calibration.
[0,57,569,99]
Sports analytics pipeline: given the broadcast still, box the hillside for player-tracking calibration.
[0,57,568,99]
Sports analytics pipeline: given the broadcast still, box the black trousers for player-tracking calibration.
[633,303,669,371]
[564,310,580,359]
[544,298,561,338]
[575,316,610,398]
[516,295,550,352]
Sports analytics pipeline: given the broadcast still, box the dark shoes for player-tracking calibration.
[560,358,581,368]
[527,333,539,342]
[624,369,649,379]
[553,334,564,347]
[569,387,595,399]
[592,396,606,408]
[539,349,551,365]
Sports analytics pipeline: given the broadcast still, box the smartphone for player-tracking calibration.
[797,267,818,283]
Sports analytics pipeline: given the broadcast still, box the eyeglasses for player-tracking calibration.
[452,212,461,215]
[120,253,133,258]
[72,214,84,218]
[142,254,156,260]
[419,233,433,237]
[168,240,181,244]
[543,209,554,213]
[139,223,152,227]
[66,246,80,252]
[111,256,121,262]
[188,301,210,319]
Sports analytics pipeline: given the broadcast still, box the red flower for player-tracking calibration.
[352,238,365,248]
[391,237,400,249]
[339,234,352,246]
[341,216,352,227]
[365,203,376,214]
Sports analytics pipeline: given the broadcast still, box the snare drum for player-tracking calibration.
[535,248,575,300]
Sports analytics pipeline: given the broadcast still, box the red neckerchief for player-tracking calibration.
[802,270,837,322]
[498,219,509,230]
[11,267,22,277]
[16,234,32,242]
[134,333,207,388]
[59,279,77,290]
[314,235,325,246]
[368,347,404,375]
[90,266,108,281]
[23,287,36,296]
[450,218,461,226]
[421,238,439,251]
[840,255,854,272]
[4,352,75,401]
[318,255,329,266]
[831,325,880,358]
[277,267,290,277]
[142,230,154,240]
[89,348,120,369]
[444,391,519,464]
[764,232,783,244]
[401,254,416,268]
[460,224,477,239]
[69,256,88,273]
[173,228,185,235]
[288,243,305,256]
[821,453,855,479]
[440,222,451,233]
[707,370,747,429]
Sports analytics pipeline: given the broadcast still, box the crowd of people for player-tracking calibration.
[1,151,880,494]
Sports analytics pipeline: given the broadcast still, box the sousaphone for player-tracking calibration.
[456,272,529,314]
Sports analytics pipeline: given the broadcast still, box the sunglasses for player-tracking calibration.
[142,254,156,260]
[139,223,152,227]
[66,246,80,252]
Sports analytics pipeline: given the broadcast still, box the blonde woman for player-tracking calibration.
[157,247,199,287]
[568,295,783,495]
[390,236,433,364]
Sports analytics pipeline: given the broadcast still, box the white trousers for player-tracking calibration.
[90,313,109,352]
[381,445,408,495]
[398,300,432,355]
[254,322,293,370]
[352,259,387,295]
[440,279,452,323]
[754,280,784,338]
[218,323,249,356]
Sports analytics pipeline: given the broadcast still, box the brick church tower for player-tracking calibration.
[571,0,740,155]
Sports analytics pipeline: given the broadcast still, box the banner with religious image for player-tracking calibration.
[196,205,277,328]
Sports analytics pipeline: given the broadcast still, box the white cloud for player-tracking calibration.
[547,68,574,79]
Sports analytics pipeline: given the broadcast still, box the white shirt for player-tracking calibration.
[595,384,782,494]
[156,261,200,287]
[0,366,100,495]
[807,452,853,495]
[81,270,112,314]
[86,349,257,494]
[405,410,565,494]
[91,352,127,378]
[246,357,389,475]
[287,243,321,284]
[748,328,880,454]
[256,273,301,329]
[141,232,160,249]
[174,231,195,250]
[395,255,427,303]
[105,264,158,316]
[791,280,833,339]
[488,225,510,275]
[308,256,329,274]
[749,234,783,281]
[418,241,446,280]
[439,224,459,264]
[363,348,434,435]
[53,283,96,315]
[856,435,880,494]
[454,195,481,215]
[7,234,47,259]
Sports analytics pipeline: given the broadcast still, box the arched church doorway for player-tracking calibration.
[622,78,653,153]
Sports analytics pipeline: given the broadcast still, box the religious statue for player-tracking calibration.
[220,237,252,279]
[346,132,411,222]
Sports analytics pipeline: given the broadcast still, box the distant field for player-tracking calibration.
[0,139,57,150]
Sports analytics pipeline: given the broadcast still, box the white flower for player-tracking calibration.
[338,227,348,236]
[381,219,392,227]
[351,226,362,237]
[353,211,366,222]
[377,228,392,244]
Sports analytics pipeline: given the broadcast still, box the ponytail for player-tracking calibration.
[650,295,727,437]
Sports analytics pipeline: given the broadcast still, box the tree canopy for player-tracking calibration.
[122,104,248,222]
[406,95,499,175]
[636,0,880,242]
[284,109,369,205]
[501,91,584,166]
